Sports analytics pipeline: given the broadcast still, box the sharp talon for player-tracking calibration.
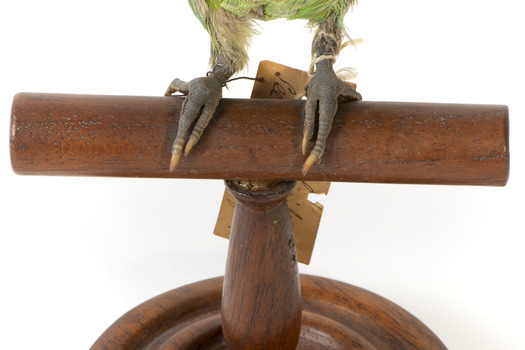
[302,124,314,155]
[184,135,198,156]
[302,153,319,176]
[164,84,175,97]
[302,134,309,156]
[170,152,182,171]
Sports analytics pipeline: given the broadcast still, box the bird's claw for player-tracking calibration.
[165,62,360,175]
[165,78,190,97]
[165,74,224,170]
[302,61,361,175]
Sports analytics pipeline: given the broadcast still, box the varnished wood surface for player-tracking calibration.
[222,181,301,349]
[91,275,447,349]
[10,92,509,185]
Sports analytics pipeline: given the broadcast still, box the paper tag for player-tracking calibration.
[250,60,311,99]
[213,60,334,265]
[284,180,330,264]
[214,180,330,265]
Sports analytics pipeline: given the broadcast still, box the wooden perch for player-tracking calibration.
[10,92,509,185]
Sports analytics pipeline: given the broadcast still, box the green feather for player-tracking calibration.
[190,0,355,32]
[217,0,353,23]
[187,0,356,73]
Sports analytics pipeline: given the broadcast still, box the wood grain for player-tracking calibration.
[10,92,509,185]
[91,275,446,349]
[222,180,302,349]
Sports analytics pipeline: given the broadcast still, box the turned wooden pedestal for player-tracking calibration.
[10,93,509,350]
[90,180,446,350]
[90,275,449,349]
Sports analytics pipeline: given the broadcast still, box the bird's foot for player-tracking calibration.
[165,67,230,171]
[302,59,361,175]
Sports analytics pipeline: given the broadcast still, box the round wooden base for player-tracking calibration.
[92,275,446,349]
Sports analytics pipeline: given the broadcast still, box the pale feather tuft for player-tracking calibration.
[335,67,358,81]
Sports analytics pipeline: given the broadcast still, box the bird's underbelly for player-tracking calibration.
[219,1,298,20]
[219,0,350,22]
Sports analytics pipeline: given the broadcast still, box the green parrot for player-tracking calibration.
[166,0,361,175]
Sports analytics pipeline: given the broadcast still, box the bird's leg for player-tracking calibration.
[302,23,362,175]
[165,64,233,170]
[165,4,254,171]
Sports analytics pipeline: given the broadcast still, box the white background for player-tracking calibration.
[1,1,524,348]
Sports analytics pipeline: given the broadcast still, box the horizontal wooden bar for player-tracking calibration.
[10,93,509,185]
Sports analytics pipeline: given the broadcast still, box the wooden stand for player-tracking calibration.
[10,93,509,349]
[89,276,449,349]
[89,179,447,349]
[222,180,301,349]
